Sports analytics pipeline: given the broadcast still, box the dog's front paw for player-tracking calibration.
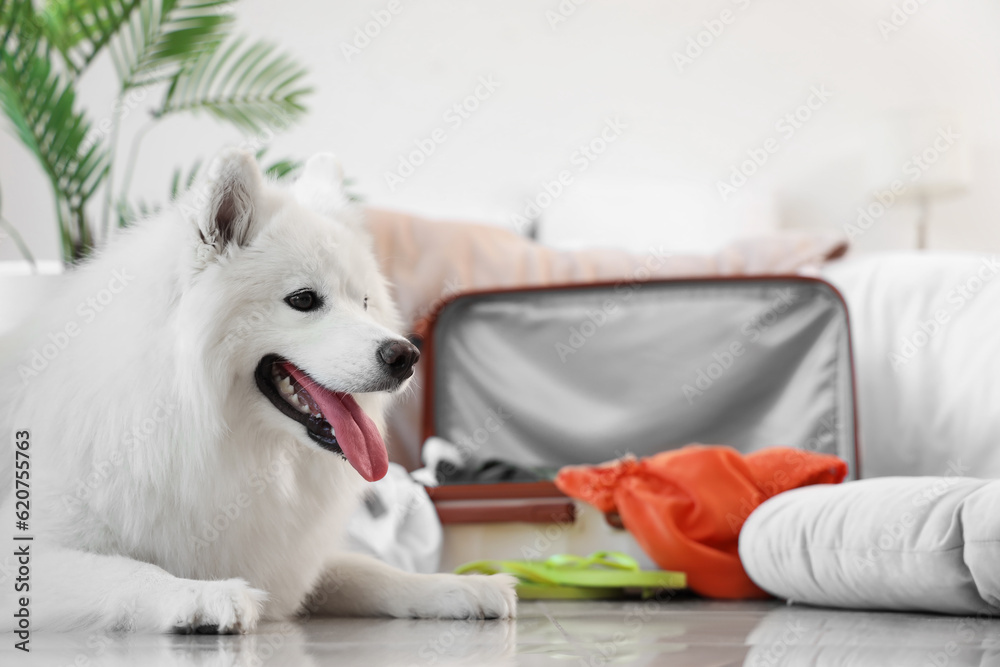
[403,573,517,620]
[168,578,267,634]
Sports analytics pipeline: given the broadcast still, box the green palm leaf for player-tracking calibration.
[41,0,145,76]
[115,196,158,227]
[169,156,202,199]
[0,0,36,55]
[157,35,311,133]
[113,0,235,89]
[0,43,107,217]
[262,157,301,181]
[253,147,301,181]
[0,46,107,259]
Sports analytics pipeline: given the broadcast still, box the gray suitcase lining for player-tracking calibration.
[428,278,858,479]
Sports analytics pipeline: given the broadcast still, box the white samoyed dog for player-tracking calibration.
[0,150,516,635]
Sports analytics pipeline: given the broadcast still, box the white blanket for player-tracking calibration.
[821,252,1000,478]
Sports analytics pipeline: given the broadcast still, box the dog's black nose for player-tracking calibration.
[378,339,420,380]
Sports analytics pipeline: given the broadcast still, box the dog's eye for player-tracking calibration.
[285,289,321,312]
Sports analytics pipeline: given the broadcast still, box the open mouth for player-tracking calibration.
[254,354,388,482]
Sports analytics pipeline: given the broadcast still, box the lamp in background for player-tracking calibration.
[871,110,972,249]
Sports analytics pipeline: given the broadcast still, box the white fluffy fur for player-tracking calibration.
[0,151,515,634]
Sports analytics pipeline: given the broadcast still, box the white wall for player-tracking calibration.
[3,0,1000,263]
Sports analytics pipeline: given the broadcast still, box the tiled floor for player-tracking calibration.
[7,599,1000,666]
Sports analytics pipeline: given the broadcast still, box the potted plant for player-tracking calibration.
[0,0,312,268]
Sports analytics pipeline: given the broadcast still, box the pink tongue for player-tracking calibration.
[282,363,388,482]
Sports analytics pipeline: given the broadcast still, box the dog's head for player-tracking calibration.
[187,149,417,482]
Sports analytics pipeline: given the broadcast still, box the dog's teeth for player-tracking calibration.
[279,377,293,396]
[287,392,310,414]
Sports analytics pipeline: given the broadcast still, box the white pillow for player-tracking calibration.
[739,477,1000,614]
[821,252,1000,478]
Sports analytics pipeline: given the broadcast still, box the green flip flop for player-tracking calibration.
[456,551,686,600]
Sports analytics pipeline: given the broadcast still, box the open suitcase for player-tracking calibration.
[418,276,859,569]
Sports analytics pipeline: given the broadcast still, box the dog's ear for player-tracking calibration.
[199,149,263,252]
[293,153,349,217]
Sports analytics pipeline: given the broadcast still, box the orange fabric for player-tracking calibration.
[554,445,847,599]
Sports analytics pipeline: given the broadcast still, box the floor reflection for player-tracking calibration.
[5,599,1000,666]
[745,605,1000,666]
